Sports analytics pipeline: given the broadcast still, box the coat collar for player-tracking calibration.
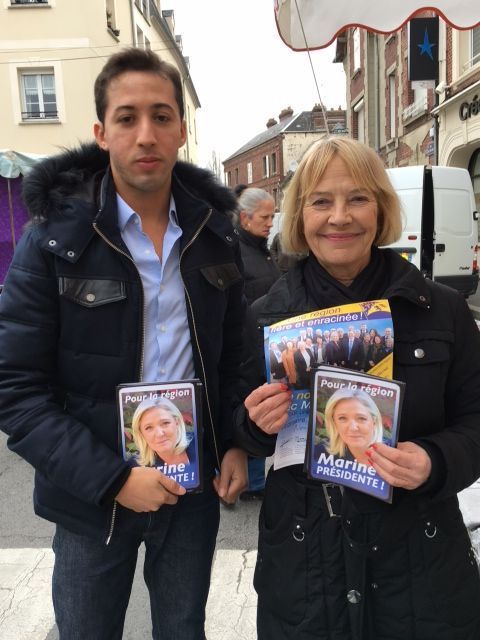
[23,142,238,261]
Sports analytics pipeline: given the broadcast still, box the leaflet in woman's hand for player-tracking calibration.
[305,367,404,502]
[263,300,394,470]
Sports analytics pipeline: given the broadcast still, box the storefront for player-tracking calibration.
[433,79,480,211]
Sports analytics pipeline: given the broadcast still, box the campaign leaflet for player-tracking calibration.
[264,299,394,470]
[116,379,203,492]
[305,367,404,502]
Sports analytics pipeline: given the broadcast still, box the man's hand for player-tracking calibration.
[244,382,292,435]
[213,448,248,505]
[366,441,432,490]
[115,466,186,512]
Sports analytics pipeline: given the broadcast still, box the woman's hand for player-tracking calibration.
[244,382,292,435]
[366,441,432,490]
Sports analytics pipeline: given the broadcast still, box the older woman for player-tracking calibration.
[234,137,480,639]
[236,187,281,500]
[236,187,280,305]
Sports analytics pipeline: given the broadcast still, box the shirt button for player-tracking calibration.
[159,368,165,374]
[225,235,232,242]
[414,348,425,359]
[67,250,75,258]
[48,239,57,247]
[217,278,224,286]
[85,293,96,303]
[347,590,361,604]
[160,325,166,332]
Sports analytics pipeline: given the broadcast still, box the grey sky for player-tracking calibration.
[164,1,346,168]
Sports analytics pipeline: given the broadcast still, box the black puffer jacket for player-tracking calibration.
[0,143,246,541]
[234,251,480,640]
[237,226,280,304]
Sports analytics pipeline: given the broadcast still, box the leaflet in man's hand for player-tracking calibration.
[116,379,203,492]
[305,367,404,502]
[263,300,394,470]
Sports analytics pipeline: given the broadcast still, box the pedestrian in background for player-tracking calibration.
[236,187,281,501]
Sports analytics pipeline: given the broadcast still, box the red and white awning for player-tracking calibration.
[274,0,480,50]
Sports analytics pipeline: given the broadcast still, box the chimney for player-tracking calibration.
[312,103,326,130]
[266,117,278,128]
[278,106,294,121]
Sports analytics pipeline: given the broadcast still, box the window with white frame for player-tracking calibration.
[10,0,49,5]
[271,153,277,175]
[136,26,145,48]
[472,27,480,67]
[20,70,57,120]
[353,28,361,72]
[389,74,396,139]
[262,155,269,178]
[247,162,253,184]
[353,98,364,143]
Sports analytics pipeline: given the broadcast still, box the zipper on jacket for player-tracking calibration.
[179,208,222,470]
[93,221,146,544]
[105,501,117,545]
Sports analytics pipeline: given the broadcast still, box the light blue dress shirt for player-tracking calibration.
[117,194,195,383]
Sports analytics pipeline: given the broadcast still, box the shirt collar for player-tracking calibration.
[116,193,179,231]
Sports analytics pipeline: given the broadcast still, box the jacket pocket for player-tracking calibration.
[394,331,453,367]
[58,277,126,307]
[419,501,480,627]
[200,263,242,291]
[254,472,309,624]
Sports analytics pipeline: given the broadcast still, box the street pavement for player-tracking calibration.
[1,434,479,640]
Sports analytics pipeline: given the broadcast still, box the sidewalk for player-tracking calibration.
[1,482,479,640]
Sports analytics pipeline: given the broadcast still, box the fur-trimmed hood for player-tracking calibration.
[22,142,237,222]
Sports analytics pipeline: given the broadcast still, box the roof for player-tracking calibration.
[223,110,331,163]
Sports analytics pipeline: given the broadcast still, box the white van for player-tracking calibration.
[385,165,479,297]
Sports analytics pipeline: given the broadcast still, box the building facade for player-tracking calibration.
[0,0,199,162]
[335,17,480,209]
[223,105,346,210]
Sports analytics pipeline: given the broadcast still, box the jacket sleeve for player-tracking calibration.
[0,230,130,506]
[414,289,480,499]
[216,242,249,452]
[232,301,277,457]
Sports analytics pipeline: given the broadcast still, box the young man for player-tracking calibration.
[0,48,247,639]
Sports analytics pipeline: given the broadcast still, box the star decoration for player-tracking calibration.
[417,28,436,60]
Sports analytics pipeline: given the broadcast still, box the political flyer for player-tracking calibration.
[116,379,203,492]
[264,299,394,469]
[305,367,404,502]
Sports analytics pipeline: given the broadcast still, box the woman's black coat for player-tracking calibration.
[237,226,280,304]
[234,250,480,640]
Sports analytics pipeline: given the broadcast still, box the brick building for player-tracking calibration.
[222,105,346,210]
[334,17,480,209]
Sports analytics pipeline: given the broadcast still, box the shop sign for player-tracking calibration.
[459,95,480,121]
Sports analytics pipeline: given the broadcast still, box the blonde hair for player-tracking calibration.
[325,388,383,457]
[131,397,188,466]
[282,137,402,255]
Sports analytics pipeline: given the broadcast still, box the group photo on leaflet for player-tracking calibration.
[1,3,480,640]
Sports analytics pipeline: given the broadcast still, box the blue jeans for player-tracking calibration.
[52,487,220,640]
[247,456,266,491]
